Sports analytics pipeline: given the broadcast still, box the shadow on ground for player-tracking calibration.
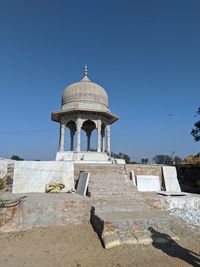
[148,227,200,267]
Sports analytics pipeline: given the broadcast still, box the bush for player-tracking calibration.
[10,155,24,161]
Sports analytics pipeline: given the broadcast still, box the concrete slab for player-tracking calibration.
[76,172,90,196]
[12,161,74,193]
[162,166,181,192]
[112,158,126,164]
[137,175,161,192]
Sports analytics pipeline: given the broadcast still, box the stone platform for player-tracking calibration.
[1,192,200,250]
[56,151,112,163]
[0,193,91,232]
[1,161,200,250]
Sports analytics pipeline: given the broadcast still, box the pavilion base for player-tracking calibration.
[55,151,112,164]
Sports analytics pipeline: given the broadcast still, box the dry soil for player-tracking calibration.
[0,222,200,267]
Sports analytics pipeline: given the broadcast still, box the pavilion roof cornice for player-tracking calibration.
[51,108,119,124]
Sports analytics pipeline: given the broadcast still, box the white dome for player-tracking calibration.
[62,68,109,111]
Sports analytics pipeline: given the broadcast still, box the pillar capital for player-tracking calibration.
[97,119,101,130]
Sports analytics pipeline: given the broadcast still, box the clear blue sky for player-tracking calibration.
[0,0,200,162]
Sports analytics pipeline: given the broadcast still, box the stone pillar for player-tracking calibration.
[97,120,101,152]
[70,130,75,151]
[59,122,65,152]
[102,133,105,153]
[106,125,111,155]
[76,119,82,152]
[87,132,91,151]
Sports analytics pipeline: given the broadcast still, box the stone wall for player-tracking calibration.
[0,159,14,192]
[74,163,126,181]
[126,164,162,177]
[0,158,15,179]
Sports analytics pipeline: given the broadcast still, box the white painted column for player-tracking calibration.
[76,119,82,152]
[59,122,65,152]
[97,120,101,152]
[102,134,105,153]
[106,125,111,155]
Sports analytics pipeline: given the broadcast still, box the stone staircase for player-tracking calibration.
[89,174,137,197]
[74,163,137,197]
[90,195,181,249]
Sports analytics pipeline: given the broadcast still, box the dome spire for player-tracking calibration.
[84,65,88,77]
[82,65,90,81]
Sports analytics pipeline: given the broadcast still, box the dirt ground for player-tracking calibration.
[0,222,200,267]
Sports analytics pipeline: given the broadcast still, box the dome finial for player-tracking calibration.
[84,65,88,77]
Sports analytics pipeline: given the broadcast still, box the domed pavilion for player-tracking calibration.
[51,66,118,162]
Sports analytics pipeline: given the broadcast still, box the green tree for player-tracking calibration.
[141,158,149,164]
[191,107,200,142]
[153,154,181,165]
[153,154,173,165]
[10,155,24,161]
[173,156,182,164]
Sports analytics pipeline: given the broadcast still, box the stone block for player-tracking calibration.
[76,172,90,196]
[162,166,181,192]
[102,232,121,249]
[12,161,74,193]
[137,175,161,192]
[119,231,138,245]
[133,231,152,245]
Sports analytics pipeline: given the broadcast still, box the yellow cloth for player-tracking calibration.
[45,182,65,193]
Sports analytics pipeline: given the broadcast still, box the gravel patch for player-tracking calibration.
[170,209,200,226]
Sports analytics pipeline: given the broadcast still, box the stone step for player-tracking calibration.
[90,191,137,197]
[89,185,136,191]
[91,177,127,181]
[88,173,136,197]
[90,200,180,249]
[90,189,136,194]
[89,181,136,187]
